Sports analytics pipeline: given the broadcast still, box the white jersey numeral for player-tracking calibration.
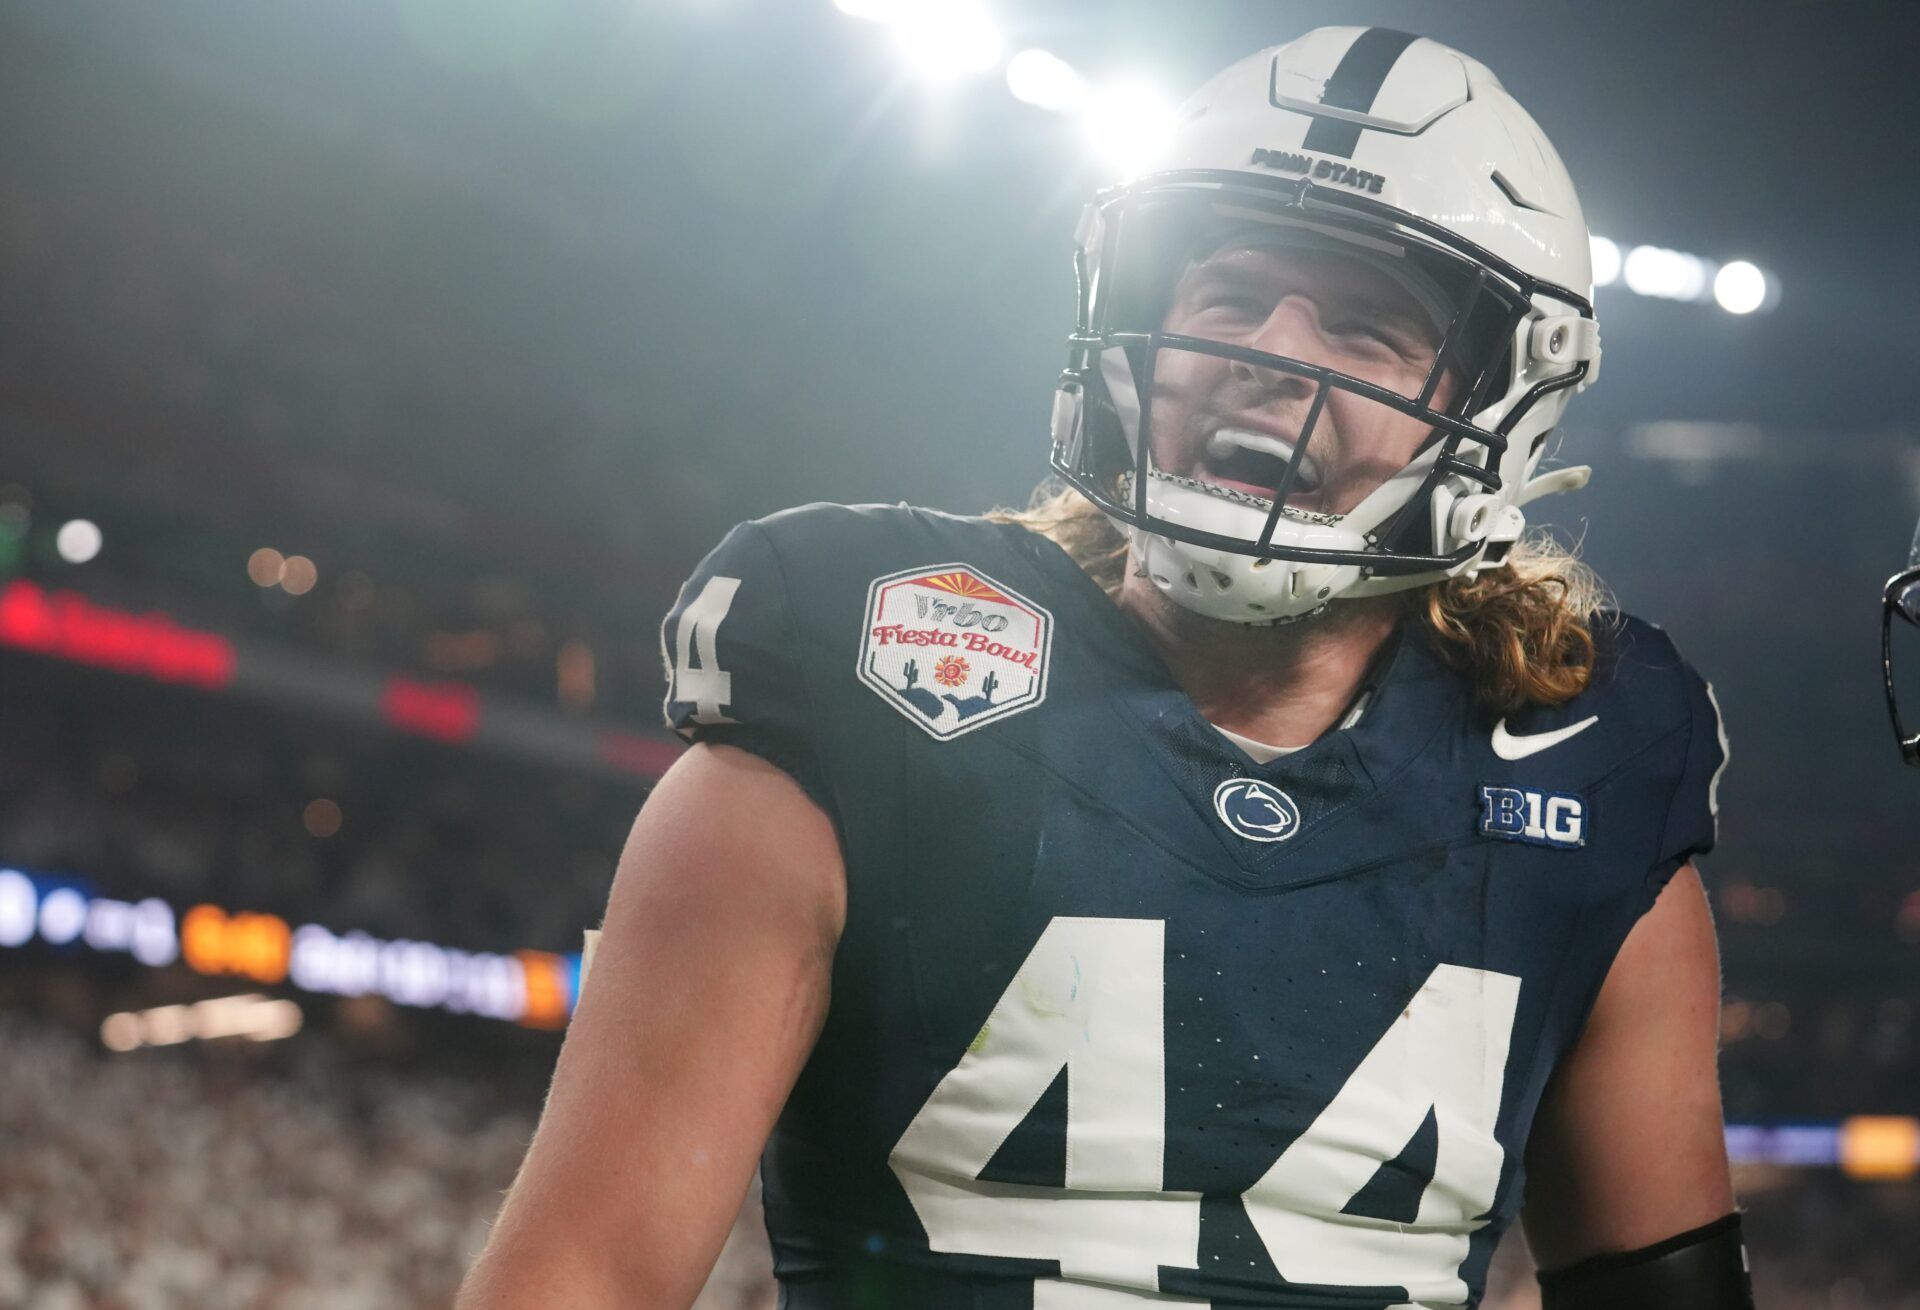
[889,918,1203,1303]
[670,575,741,725]
[1243,963,1519,1305]
[889,916,1520,1308]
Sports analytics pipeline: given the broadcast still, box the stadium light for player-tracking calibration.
[38,887,88,945]
[0,869,33,948]
[280,554,319,596]
[856,25,1784,314]
[1085,82,1175,178]
[1006,48,1087,113]
[1713,259,1768,315]
[890,2,1002,81]
[2,869,585,1027]
[832,0,899,20]
[1623,244,1713,301]
[1589,235,1621,288]
[303,798,343,838]
[248,547,285,587]
[100,994,304,1052]
[56,518,102,564]
[1591,234,1774,312]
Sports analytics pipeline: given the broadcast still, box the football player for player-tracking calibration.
[460,28,1752,1310]
[1884,515,1920,765]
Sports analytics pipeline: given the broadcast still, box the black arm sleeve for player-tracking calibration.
[1539,1211,1754,1310]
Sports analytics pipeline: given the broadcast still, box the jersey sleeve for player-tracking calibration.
[660,520,837,819]
[1656,663,1727,876]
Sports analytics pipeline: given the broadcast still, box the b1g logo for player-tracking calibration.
[858,564,1052,740]
[1478,785,1587,849]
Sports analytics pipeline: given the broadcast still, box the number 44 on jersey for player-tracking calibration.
[889,917,1520,1308]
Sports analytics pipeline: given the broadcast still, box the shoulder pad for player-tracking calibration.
[660,517,832,811]
[1584,612,1728,871]
[661,504,1020,808]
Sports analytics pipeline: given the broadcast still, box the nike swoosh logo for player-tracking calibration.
[1491,714,1599,761]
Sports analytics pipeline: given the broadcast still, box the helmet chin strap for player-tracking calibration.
[1125,552,1334,632]
[1116,467,1343,527]
[1108,442,1451,624]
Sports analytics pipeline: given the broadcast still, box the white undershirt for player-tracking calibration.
[1211,724,1301,763]
[1209,691,1372,764]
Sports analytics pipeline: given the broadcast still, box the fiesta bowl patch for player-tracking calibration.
[857,564,1053,740]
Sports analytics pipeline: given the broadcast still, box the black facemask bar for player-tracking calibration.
[1883,542,1920,766]
[1051,172,1595,577]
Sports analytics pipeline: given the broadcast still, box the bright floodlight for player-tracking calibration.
[1714,260,1768,314]
[833,0,899,20]
[0,869,34,948]
[56,518,102,564]
[1007,48,1086,113]
[1086,82,1175,178]
[1623,244,1711,301]
[891,1,1002,81]
[38,887,87,945]
[1589,235,1621,288]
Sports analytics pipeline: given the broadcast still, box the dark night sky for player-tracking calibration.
[6,0,1916,539]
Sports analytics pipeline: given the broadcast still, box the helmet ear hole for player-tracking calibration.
[1458,337,1516,418]
[1210,570,1232,590]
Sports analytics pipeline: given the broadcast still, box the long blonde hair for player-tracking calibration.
[987,484,1608,714]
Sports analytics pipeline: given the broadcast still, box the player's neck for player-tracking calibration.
[1115,571,1401,750]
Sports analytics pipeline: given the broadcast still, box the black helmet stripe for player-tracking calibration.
[1299,27,1421,158]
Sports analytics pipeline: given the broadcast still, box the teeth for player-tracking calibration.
[1207,427,1322,491]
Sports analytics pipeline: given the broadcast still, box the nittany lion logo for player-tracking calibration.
[1212,777,1302,843]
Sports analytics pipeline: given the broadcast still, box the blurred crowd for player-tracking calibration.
[0,1011,776,1310]
[1721,987,1920,1124]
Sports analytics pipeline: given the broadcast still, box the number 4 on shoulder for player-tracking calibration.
[670,575,741,726]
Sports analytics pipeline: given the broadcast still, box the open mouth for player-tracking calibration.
[1200,427,1324,502]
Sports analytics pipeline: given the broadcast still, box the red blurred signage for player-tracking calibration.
[380,675,481,743]
[0,580,235,688]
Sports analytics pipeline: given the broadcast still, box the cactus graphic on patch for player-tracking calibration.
[871,654,1006,724]
[943,667,1000,720]
[887,655,948,721]
[857,564,1053,741]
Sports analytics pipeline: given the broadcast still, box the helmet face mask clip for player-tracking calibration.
[1883,516,1920,767]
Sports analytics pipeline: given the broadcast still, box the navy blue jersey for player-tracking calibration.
[660,504,1725,1310]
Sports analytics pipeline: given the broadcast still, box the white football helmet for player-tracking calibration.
[1050,27,1601,623]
